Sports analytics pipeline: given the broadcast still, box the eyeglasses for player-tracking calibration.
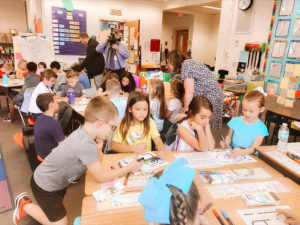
[105,121,117,131]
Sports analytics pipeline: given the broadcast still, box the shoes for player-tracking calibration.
[3,117,11,123]
[13,192,32,225]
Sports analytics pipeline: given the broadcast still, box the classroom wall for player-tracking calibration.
[0,0,27,33]
[41,0,163,67]
[215,0,274,76]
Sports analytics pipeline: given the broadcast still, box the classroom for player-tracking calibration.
[0,0,300,224]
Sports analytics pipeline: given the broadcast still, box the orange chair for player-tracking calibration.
[28,118,35,125]
[37,155,44,162]
[13,132,24,148]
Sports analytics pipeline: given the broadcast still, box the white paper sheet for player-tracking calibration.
[266,151,300,175]
[271,41,287,58]
[269,62,282,77]
[288,40,300,58]
[292,18,300,36]
[276,19,290,37]
[279,0,295,16]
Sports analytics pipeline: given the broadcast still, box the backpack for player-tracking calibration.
[165,118,186,146]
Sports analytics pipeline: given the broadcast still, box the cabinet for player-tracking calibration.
[0,43,14,66]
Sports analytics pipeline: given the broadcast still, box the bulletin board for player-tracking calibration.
[264,0,300,97]
[51,7,87,55]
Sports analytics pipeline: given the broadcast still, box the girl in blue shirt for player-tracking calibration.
[221,90,268,157]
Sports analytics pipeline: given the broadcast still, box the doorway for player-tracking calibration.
[175,29,189,55]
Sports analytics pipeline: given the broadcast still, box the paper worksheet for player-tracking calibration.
[174,150,256,169]
[237,205,290,225]
[101,176,148,189]
[208,181,289,199]
[287,143,300,156]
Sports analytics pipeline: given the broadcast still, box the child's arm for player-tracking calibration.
[111,141,147,154]
[152,136,167,160]
[204,124,215,150]
[177,122,209,152]
[165,109,172,119]
[229,136,265,157]
[220,129,233,149]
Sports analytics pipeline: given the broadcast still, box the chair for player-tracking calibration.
[14,87,35,126]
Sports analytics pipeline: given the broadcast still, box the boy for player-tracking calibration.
[50,61,66,93]
[1,63,15,122]
[34,93,64,160]
[60,70,86,100]
[13,96,143,225]
[71,63,91,89]
[106,78,127,124]
[28,69,57,119]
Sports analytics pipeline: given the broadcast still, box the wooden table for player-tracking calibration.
[256,145,300,185]
[81,150,300,225]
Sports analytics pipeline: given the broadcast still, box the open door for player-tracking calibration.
[124,20,140,75]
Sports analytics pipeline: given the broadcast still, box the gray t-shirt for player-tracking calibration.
[60,83,85,98]
[34,126,98,192]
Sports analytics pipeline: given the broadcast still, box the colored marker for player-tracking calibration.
[124,172,130,186]
[221,209,234,225]
[212,209,226,225]
[287,153,300,164]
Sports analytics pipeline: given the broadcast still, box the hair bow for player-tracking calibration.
[138,158,195,224]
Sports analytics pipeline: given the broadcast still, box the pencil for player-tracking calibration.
[124,172,130,186]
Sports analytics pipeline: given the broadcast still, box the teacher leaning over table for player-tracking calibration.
[167,50,223,130]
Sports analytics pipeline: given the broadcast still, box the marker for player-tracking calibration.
[287,153,300,164]
[110,166,115,170]
[221,209,234,225]
[123,172,130,186]
[212,209,226,225]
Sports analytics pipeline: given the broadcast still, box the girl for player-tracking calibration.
[176,96,215,151]
[220,90,268,157]
[16,59,27,78]
[112,91,166,159]
[37,62,47,76]
[166,79,184,123]
[120,71,136,96]
[139,158,210,225]
[149,79,166,132]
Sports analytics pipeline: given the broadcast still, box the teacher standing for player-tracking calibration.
[167,50,223,129]
[79,32,105,90]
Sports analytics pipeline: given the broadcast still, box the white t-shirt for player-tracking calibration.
[28,82,52,114]
[167,98,182,123]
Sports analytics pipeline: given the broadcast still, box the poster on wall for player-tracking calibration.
[279,0,295,16]
[287,40,300,58]
[275,19,291,37]
[271,40,287,58]
[51,7,87,55]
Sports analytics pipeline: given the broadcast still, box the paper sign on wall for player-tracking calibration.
[280,77,289,89]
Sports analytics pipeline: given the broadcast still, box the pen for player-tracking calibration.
[212,209,226,225]
[287,153,300,164]
[221,209,234,225]
[124,172,130,186]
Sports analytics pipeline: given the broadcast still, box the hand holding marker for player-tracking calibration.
[221,209,234,225]
[220,134,231,155]
[123,157,145,186]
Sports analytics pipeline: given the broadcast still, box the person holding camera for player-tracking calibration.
[79,32,105,90]
[96,29,129,77]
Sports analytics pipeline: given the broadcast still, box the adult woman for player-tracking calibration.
[167,50,223,129]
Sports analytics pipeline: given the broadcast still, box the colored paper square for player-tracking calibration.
[280,77,289,89]
[150,39,160,52]
[294,64,300,76]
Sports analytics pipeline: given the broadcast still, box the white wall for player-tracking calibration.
[0,0,27,33]
[41,0,163,67]
[215,0,274,76]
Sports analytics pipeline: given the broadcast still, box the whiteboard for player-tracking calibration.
[13,35,55,70]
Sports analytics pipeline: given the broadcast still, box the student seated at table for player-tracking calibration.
[1,63,15,122]
[37,62,47,76]
[71,63,91,89]
[112,91,167,159]
[34,93,64,160]
[28,69,57,119]
[16,59,27,79]
[96,71,119,96]
[277,209,300,225]
[13,96,143,225]
[139,158,210,225]
[50,61,66,93]
[60,71,86,100]
[120,71,136,96]
[13,62,41,107]
[165,79,184,123]
[175,96,215,152]
[220,90,268,157]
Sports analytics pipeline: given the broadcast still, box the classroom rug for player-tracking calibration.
[0,146,14,213]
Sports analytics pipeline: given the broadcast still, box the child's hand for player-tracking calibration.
[277,209,300,224]
[220,140,226,149]
[190,121,202,131]
[133,143,147,154]
[127,157,144,172]
[156,151,167,160]
[95,137,104,151]
[229,148,242,158]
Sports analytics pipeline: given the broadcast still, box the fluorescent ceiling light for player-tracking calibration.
[201,5,221,10]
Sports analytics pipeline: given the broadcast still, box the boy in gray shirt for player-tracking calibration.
[60,70,86,99]
[13,97,143,225]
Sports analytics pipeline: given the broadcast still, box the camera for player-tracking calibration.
[107,30,120,45]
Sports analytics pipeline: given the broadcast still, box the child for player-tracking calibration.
[106,79,127,124]
[37,62,47,76]
[220,90,268,157]
[50,61,66,93]
[34,93,64,159]
[120,71,136,96]
[60,71,86,100]
[277,209,300,225]
[139,158,210,225]
[166,79,184,123]
[97,71,119,95]
[16,59,27,79]
[71,63,91,89]
[176,96,215,151]
[112,91,167,159]
[1,63,14,122]
[149,79,166,132]
[28,69,57,119]
[13,96,143,225]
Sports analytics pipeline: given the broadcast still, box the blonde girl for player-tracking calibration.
[16,59,27,78]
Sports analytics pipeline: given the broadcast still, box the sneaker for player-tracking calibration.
[13,192,32,225]
[3,117,11,123]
